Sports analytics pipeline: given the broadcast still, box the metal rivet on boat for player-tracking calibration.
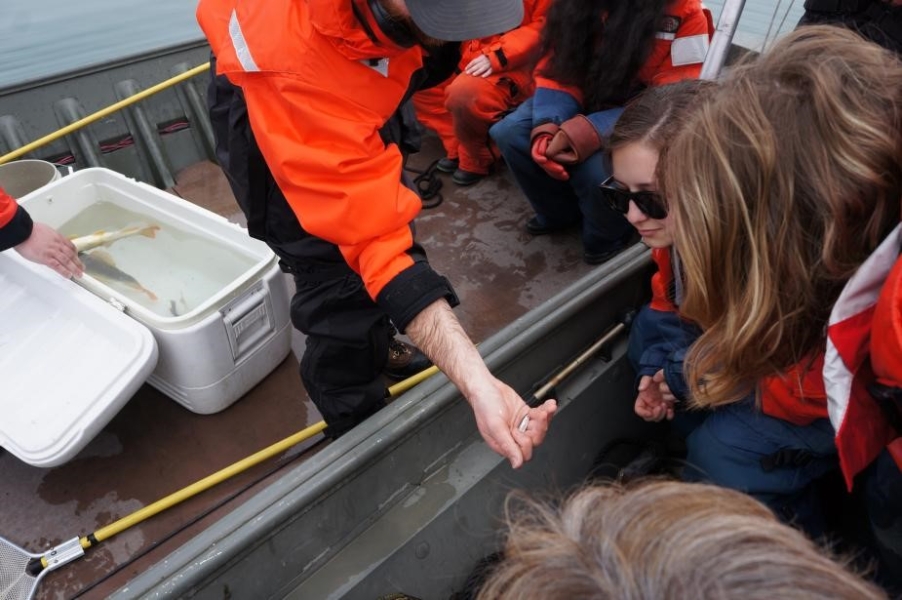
[415,541,430,559]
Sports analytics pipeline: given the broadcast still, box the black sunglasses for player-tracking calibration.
[599,176,668,219]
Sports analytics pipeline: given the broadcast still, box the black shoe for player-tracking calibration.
[525,216,573,236]
[436,157,459,173]
[385,339,433,381]
[451,168,486,186]
[583,246,625,265]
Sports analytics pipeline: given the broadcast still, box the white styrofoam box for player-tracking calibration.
[18,168,292,414]
[0,251,158,467]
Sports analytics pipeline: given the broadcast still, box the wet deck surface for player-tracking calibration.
[0,133,597,599]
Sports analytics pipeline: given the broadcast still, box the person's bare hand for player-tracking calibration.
[464,55,493,77]
[469,377,557,468]
[653,369,677,404]
[634,374,674,422]
[15,222,84,278]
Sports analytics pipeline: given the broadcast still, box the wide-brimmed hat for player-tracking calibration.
[406,0,524,41]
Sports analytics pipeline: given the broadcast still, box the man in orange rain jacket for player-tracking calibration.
[0,186,82,277]
[411,0,551,186]
[198,0,557,460]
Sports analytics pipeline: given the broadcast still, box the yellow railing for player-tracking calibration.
[0,62,211,166]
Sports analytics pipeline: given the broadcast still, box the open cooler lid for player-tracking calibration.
[0,251,158,467]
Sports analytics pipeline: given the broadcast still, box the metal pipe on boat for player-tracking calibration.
[700,0,747,80]
[170,62,218,162]
[53,98,105,168]
[530,313,633,405]
[0,63,210,166]
[0,116,28,155]
[115,79,177,189]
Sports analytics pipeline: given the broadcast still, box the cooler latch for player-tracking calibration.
[222,284,274,361]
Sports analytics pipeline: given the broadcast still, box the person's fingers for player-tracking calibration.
[497,431,525,469]
[544,162,569,181]
[652,369,665,383]
[638,375,652,391]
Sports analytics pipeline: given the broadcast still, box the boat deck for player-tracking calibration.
[1,133,601,599]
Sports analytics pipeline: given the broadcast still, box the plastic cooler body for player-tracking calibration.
[18,168,292,414]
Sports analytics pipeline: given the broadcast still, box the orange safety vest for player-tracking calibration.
[197,0,429,301]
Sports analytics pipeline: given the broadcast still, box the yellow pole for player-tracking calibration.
[0,62,211,166]
[79,420,326,549]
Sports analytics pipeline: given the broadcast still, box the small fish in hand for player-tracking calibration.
[80,249,158,302]
[70,223,160,253]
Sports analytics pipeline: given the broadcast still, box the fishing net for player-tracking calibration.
[0,536,40,600]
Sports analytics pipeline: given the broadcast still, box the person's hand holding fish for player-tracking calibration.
[15,222,84,278]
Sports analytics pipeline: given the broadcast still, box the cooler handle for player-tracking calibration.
[222,285,274,361]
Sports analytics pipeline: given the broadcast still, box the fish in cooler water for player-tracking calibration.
[79,248,158,302]
[70,223,161,253]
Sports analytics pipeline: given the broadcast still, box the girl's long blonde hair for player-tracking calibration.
[661,25,902,407]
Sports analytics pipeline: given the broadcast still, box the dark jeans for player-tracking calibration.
[489,98,631,255]
[681,400,839,537]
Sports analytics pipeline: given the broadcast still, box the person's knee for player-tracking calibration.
[490,108,531,154]
[445,76,482,115]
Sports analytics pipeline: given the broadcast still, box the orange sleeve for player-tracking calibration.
[0,188,17,228]
[484,0,551,73]
[238,73,422,301]
[533,53,584,105]
[639,0,713,87]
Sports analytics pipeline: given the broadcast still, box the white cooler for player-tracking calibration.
[1,168,292,467]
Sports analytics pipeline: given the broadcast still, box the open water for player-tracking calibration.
[0,0,804,90]
[0,0,203,90]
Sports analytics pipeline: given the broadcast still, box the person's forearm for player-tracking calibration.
[404,298,495,401]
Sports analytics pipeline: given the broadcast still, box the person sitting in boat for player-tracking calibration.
[597,79,715,429]
[798,0,902,55]
[0,185,82,278]
[475,480,887,600]
[489,0,712,266]
[660,25,902,577]
[411,0,551,187]
[197,0,557,461]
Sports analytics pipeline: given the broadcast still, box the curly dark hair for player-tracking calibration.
[539,0,669,111]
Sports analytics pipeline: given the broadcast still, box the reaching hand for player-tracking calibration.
[464,55,493,78]
[634,373,674,422]
[468,377,557,468]
[530,134,570,181]
[15,222,84,278]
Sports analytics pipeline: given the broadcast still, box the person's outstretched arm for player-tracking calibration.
[406,298,557,468]
[0,188,82,278]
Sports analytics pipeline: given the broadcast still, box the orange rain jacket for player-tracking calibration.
[197,0,457,330]
[0,187,33,251]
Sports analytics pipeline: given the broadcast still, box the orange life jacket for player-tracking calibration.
[197,0,429,301]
